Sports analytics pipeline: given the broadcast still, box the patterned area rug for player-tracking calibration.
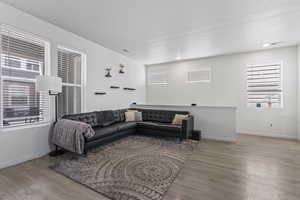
[51,136,197,200]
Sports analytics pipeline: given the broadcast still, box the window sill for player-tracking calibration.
[1,122,51,132]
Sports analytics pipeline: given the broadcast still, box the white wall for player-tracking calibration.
[147,47,298,139]
[0,2,145,169]
[298,45,300,141]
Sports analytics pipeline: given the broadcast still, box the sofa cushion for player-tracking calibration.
[117,122,137,131]
[62,112,98,127]
[130,109,189,123]
[112,110,121,122]
[172,114,189,125]
[87,124,119,142]
[135,111,143,121]
[95,111,104,127]
[138,121,181,133]
[102,110,115,127]
[119,109,127,122]
[125,111,136,122]
[112,109,128,123]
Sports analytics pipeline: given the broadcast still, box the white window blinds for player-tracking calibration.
[247,63,283,108]
[0,26,49,127]
[57,48,82,118]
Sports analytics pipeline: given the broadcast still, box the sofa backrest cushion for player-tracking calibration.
[119,109,127,122]
[62,112,98,127]
[129,108,189,123]
[112,109,127,123]
[102,110,115,127]
[95,111,104,127]
[112,110,121,122]
[96,110,127,127]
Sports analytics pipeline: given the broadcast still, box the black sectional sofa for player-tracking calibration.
[62,108,194,152]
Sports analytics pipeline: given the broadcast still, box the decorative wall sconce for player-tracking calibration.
[105,67,112,78]
[119,64,125,74]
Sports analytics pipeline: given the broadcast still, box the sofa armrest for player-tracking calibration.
[182,116,194,139]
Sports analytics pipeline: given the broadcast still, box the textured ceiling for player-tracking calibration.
[1,0,300,64]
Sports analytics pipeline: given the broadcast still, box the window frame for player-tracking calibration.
[0,24,51,129]
[246,61,283,109]
[57,45,86,115]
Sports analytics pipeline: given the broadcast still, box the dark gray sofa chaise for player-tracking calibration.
[61,108,194,152]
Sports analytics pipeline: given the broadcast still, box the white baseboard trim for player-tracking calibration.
[0,151,49,170]
[238,131,297,140]
[202,134,237,142]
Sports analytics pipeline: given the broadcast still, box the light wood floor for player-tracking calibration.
[1,134,300,200]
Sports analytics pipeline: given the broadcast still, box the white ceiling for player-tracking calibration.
[2,0,300,64]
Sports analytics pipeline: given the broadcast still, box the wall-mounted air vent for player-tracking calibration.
[187,68,211,83]
[148,72,168,85]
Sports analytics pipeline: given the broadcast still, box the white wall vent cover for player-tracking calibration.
[187,68,211,83]
[148,72,168,85]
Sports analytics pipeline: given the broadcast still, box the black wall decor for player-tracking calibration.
[123,87,136,91]
[119,64,125,74]
[105,67,112,78]
[110,86,120,89]
[95,92,107,95]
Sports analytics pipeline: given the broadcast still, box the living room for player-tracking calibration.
[0,1,300,200]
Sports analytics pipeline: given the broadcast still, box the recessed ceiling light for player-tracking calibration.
[176,56,182,60]
[263,43,271,48]
[263,42,281,48]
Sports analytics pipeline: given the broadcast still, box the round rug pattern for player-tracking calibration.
[52,136,196,200]
[103,154,181,191]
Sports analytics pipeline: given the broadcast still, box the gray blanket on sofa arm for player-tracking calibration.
[52,119,95,155]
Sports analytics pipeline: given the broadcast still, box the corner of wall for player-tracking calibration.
[144,65,148,104]
[297,45,300,141]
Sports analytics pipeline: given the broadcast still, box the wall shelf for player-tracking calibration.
[123,87,136,91]
[110,86,120,89]
[94,92,107,95]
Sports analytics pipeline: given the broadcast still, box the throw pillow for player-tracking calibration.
[172,114,189,125]
[125,111,136,122]
[135,111,143,122]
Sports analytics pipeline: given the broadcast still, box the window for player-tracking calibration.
[187,68,211,83]
[247,63,283,108]
[8,85,30,106]
[148,72,168,85]
[0,25,50,127]
[57,47,84,118]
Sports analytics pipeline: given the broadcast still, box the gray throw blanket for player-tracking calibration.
[52,119,95,154]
